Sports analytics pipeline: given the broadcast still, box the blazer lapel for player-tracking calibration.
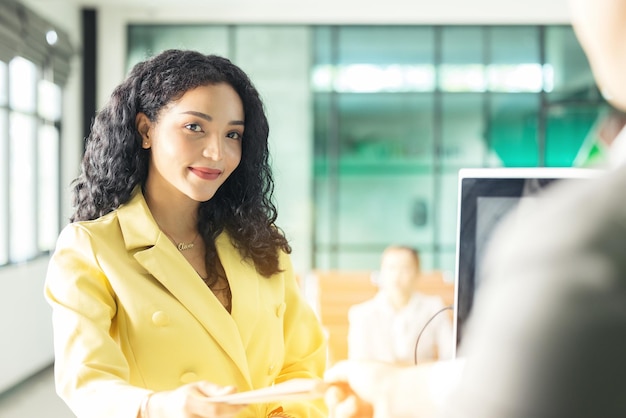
[117,190,252,386]
[215,233,260,349]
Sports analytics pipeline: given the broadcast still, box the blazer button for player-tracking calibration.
[275,303,286,318]
[152,311,170,327]
[180,372,198,384]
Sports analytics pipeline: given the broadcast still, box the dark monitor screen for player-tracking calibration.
[452,167,601,354]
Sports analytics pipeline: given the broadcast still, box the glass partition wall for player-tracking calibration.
[312,25,601,273]
[128,24,602,276]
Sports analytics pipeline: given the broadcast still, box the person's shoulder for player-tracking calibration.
[490,167,626,256]
[75,210,121,233]
[550,166,626,222]
[349,297,378,310]
[56,211,121,246]
[413,291,446,305]
[479,166,626,300]
[348,297,380,317]
[411,292,448,313]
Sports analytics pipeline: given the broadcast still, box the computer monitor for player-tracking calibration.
[452,167,601,355]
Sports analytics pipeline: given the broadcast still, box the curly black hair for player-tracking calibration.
[71,49,291,277]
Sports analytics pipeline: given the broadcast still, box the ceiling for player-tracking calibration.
[23,0,574,26]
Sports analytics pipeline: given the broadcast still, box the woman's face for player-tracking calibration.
[138,83,244,203]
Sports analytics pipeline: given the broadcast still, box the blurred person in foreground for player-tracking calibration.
[325,0,626,416]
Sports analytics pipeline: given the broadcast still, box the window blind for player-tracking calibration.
[0,0,74,85]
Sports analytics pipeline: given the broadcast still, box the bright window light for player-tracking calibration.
[313,63,552,93]
[312,64,435,93]
[488,64,543,92]
[543,64,555,93]
[38,80,62,121]
[439,65,486,92]
[9,57,37,112]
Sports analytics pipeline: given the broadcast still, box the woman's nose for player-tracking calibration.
[202,134,223,161]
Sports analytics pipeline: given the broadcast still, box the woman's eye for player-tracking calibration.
[185,123,202,132]
[227,131,242,140]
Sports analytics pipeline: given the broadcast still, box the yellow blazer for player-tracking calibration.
[44,190,327,418]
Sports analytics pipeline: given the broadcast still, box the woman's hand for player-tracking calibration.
[141,381,245,418]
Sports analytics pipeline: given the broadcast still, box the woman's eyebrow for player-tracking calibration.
[180,110,244,126]
[180,110,212,122]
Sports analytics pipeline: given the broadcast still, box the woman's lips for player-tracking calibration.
[190,167,222,180]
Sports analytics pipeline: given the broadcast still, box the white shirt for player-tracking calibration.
[348,292,454,365]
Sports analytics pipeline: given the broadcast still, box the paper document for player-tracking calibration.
[204,378,329,405]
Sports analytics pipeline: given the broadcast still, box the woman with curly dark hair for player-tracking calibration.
[44,49,327,418]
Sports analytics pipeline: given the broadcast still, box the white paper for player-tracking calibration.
[203,378,329,405]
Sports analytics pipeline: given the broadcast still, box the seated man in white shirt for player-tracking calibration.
[347,246,454,366]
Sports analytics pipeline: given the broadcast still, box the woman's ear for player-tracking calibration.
[136,112,151,149]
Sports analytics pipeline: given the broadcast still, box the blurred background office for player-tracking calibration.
[0,0,610,416]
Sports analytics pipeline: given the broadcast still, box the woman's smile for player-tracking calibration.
[189,166,222,180]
